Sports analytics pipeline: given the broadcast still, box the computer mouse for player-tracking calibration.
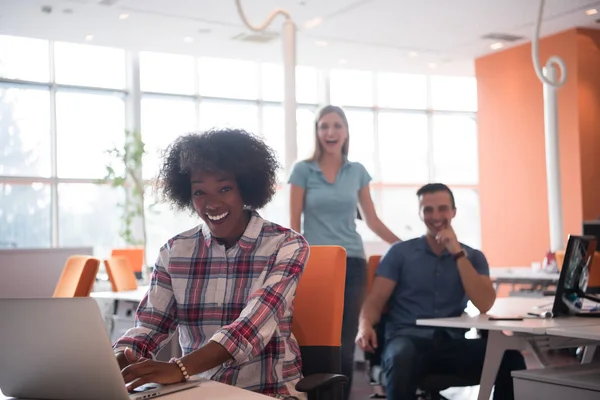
[539,311,553,319]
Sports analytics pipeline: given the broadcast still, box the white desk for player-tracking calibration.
[91,286,180,360]
[512,363,600,400]
[490,268,559,296]
[91,286,149,302]
[417,297,600,400]
[546,324,600,341]
[0,379,273,400]
[490,268,559,283]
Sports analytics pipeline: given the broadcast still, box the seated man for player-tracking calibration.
[356,183,525,400]
[113,129,308,400]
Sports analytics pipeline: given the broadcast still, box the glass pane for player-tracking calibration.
[432,115,478,184]
[54,42,126,89]
[140,51,196,95]
[141,96,196,179]
[377,72,427,109]
[261,186,289,227]
[262,105,317,177]
[58,184,125,257]
[198,57,259,100]
[0,88,51,177]
[378,112,428,184]
[330,69,373,107]
[56,91,125,179]
[296,108,317,161]
[0,183,51,248]
[346,110,375,177]
[379,187,425,241]
[430,76,478,111]
[452,188,481,249]
[261,64,319,104]
[145,187,199,265]
[356,187,379,242]
[261,105,286,180]
[199,100,258,134]
[0,35,50,82]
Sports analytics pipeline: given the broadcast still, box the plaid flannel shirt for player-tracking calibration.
[113,211,309,399]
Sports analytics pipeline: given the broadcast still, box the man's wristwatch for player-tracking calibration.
[452,249,467,261]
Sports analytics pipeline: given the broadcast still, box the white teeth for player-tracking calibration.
[207,212,228,221]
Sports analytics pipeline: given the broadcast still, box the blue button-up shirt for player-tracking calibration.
[376,236,489,340]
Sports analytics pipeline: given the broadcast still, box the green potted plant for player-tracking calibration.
[100,129,149,280]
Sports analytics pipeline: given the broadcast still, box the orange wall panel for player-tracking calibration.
[476,29,583,267]
[577,29,600,220]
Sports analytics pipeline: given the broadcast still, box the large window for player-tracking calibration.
[55,91,126,179]
[0,87,51,177]
[141,96,197,179]
[378,112,429,184]
[0,183,52,248]
[0,33,482,261]
[54,42,126,89]
[431,114,479,184]
[140,52,195,95]
[198,57,259,100]
[329,71,480,247]
[58,184,125,256]
[0,36,126,255]
[0,35,50,82]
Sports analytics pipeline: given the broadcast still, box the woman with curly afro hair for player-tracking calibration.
[114,128,309,399]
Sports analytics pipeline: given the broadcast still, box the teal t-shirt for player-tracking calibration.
[288,159,372,259]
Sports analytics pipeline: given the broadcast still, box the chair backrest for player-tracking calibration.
[366,255,382,293]
[53,256,100,298]
[292,245,346,376]
[111,248,144,275]
[104,256,138,292]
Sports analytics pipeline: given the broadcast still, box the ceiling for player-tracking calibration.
[1,0,600,76]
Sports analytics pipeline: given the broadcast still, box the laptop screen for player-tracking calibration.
[552,235,597,317]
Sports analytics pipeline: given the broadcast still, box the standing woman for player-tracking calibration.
[288,105,400,399]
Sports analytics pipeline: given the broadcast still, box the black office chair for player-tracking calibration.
[365,317,477,400]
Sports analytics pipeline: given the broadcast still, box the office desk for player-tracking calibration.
[0,379,273,400]
[512,363,600,400]
[546,324,600,341]
[490,267,559,296]
[91,286,149,302]
[91,286,180,360]
[417,297,600,400]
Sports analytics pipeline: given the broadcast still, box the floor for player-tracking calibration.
[349,349,581,400]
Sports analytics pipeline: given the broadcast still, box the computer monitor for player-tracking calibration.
[552,235,597,317]
[583,220,600,252]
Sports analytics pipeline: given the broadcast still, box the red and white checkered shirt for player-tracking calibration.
[113,212,309,399]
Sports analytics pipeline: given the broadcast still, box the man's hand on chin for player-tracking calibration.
[435,225,461,254]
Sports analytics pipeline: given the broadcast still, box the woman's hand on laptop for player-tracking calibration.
[115,347,138,370]
[120,348,184,392]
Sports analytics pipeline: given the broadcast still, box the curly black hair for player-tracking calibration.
[157,128,280,211]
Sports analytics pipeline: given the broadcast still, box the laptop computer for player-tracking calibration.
[551,235,600,318]
[0,297,200,400]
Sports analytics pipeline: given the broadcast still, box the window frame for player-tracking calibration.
[0,34,482,254]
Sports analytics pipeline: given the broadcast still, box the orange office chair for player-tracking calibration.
[111,248,145,279]
[293,245,348,400]
[53,256,101,298]
[104,256,138,292]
